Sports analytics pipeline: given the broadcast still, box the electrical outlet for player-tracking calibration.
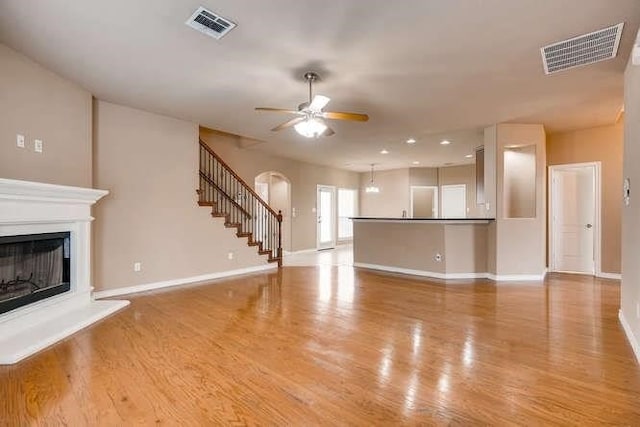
[434,253,443,262]
[34,139,43,153]
[133,262,142,272]
[16,134,25,148]
[228,252,234,260]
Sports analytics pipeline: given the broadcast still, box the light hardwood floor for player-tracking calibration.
[1,267,639,425]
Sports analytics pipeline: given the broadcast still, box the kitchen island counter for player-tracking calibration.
[352,217,495,280]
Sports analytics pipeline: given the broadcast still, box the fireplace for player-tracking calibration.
[0,178,129,364]
[0,232,72,315]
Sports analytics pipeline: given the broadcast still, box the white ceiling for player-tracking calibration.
[1,0,638,172]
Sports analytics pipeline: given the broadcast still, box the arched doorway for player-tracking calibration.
[254,172,292,252]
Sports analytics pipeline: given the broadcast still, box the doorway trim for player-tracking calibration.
[316,184,337,250]
[548,162,602,276]
[254,171,292,251]
[410,186,439,218]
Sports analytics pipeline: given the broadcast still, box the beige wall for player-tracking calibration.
[360,164,482,218]
[354,221,446,273]
[353,221,488,274]
[200,129,360,251]
[439,164,482,217]
[547,122,623,274]
[411,187,436,217]
[494,124,547,276]
[444,224,488,274]
[0,43,92,187]
[93,101,266,291]
[482,125,497,219]
[621,58,640,356]
[409,167,438,217]
[409,167,438,186]
[360,168,410,217]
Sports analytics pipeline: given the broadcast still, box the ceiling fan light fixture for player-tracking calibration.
[294,118,327,138]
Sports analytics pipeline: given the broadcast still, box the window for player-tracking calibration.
[338,188,357,240]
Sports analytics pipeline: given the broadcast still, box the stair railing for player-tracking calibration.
[199,140,282,265]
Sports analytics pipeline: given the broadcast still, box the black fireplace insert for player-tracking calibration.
[0,232,71,315]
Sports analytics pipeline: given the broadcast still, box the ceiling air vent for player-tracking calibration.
[541,23,624,74]
[186,6,236,40]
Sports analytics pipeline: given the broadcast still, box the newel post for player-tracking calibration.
[277,210,283,267]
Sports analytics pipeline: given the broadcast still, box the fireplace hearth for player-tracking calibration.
[0,178,129,364]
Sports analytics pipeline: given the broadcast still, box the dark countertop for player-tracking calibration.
[350,217,495,221]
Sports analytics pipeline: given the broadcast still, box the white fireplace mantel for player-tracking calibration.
[0,178,129,364]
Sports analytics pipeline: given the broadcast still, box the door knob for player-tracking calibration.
[586,223,593,229]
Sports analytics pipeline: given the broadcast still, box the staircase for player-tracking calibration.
[197,140,282,266]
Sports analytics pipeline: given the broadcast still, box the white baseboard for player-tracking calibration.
[354,262,483,280]
[93,264,277,299]
[619,309,640,365]
[354,262,546,282]
[486,272,547,282]
[597,272,622,280]
[284,248,317,256]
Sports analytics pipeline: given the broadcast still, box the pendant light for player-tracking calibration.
[365,164,380,193]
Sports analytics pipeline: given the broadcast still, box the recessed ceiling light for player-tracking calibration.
[465,154,473,158]
[412,161,420,165]
[440,140,451,145]
[380,149,389,154]
[406,138,416,144]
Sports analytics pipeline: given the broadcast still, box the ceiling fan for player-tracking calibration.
[255,72,369,138]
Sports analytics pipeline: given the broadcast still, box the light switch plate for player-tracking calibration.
[16,134,25,148]
[34,139,43,153]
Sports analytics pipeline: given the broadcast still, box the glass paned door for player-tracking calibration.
[317,185,336,249]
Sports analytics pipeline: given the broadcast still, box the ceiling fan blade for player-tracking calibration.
[322,111,369,122]
[255,107,302,114]
[271,117,305,131]
[323,125,335,137]
[309,95,330,112]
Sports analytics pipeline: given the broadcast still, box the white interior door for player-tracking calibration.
[441,185,466,218]
[551,165,595,274]
[317,185,336,250]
